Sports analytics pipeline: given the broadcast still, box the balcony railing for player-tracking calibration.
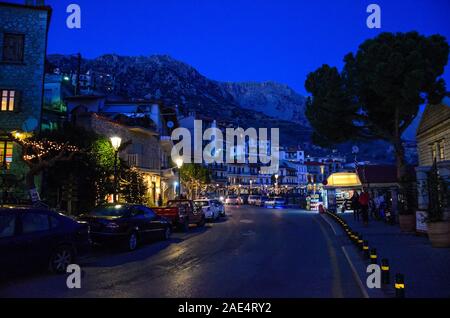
[127,153,141,167]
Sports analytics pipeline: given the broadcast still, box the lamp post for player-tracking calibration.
[110,136,122,203]
[275,174,279,195]
[175,158,183,198]
[249,180,253,194]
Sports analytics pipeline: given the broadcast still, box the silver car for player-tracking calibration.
[194,199,220,221]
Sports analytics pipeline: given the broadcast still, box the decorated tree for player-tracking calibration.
[10,131,80,204]
[305,32,449,213]
[180,163,210,199]
[120,167,148,204]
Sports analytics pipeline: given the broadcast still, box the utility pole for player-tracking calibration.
[75,52,81,95]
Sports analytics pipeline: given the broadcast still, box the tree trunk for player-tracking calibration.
[26,169,41,203]
[393,140,408,183]
[392,106,411,215]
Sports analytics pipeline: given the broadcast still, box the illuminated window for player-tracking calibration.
[431,141,445,162]
[1,90,16,112]
[0,141,13,169]
[439,142,445,161]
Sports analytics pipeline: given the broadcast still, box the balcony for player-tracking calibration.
[127,153,141,168]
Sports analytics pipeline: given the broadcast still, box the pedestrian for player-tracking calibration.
[359,189,370,226]
[351,191,360,221]
[157,195,163,207]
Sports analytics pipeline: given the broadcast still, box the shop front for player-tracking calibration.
[323,172,362,213]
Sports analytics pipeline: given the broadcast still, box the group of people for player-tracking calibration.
[349,189,371,226]
[344,189,391,226]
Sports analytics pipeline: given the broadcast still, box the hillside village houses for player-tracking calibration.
[1,0,419,214]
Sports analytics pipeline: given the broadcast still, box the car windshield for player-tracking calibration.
[90,205,129,217]
[167,201,180,208]
[194,201,209,207]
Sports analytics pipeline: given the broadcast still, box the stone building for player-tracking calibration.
[415,97,450,213]
[0,1,51,201]
[66,96,178,206]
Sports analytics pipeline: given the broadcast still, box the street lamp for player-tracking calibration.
[175,158,183,198]
[275,174,279,195]
[110,136,122,203]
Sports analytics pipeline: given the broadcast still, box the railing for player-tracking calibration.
[127,154,141,167]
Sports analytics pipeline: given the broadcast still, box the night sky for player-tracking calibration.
[7,0,450,137]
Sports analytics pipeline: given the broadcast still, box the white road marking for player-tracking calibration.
[342,246,370,299]
[320,214,370,298]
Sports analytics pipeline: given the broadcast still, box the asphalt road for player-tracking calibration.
[0,206,364,298]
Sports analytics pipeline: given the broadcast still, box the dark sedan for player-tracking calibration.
[78,204,171,251]
[0,207,90,278]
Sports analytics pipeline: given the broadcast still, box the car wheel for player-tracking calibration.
[197,216,206,227]
[50,245,74,274]
[127,232,139,251]
[180,218,189,232]
[163,226,171,240]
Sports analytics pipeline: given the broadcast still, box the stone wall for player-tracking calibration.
[0,3,50,133]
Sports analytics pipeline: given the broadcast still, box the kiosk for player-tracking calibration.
[323,172,362,213]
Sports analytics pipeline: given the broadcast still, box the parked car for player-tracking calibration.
[264,197,286,208]
[78,204,171,251]
[153,199,205,232]
[225,195,243,205]
[211,199,226,217]
[248,195,261,205]
[255,196,269,207]
[194,199,220,221]
[0,207,90,277]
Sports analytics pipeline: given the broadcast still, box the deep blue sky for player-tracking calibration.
[14,0,449,95]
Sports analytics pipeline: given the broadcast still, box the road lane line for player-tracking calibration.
[320,214,338,235]
[314,216,344,298]
[342,246,370,298]
[320,214,370,298]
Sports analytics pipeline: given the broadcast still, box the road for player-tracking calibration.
[0,206,364,298]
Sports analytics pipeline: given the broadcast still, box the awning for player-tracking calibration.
[325,172,362,188]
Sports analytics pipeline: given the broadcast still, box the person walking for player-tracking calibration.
[351,191,360,221]
[359,189,370,226]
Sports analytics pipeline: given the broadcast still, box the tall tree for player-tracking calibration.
[180,164,210,199]
[305,32,449,191]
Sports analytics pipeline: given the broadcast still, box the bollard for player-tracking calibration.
[353,232,359,245]
[381,259,390,284]
[370,248,377,264]
[363,241,369,258]
[358,235,364,250]
[395,274,405,298]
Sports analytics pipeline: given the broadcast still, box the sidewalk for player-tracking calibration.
[339,212,450,298]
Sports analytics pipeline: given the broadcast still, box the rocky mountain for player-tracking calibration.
[221,81,308,125]
[47,54,311,146]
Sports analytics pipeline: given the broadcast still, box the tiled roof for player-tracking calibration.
[356,165,416,184]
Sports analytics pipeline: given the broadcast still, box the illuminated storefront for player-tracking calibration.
[323,172,362,213]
